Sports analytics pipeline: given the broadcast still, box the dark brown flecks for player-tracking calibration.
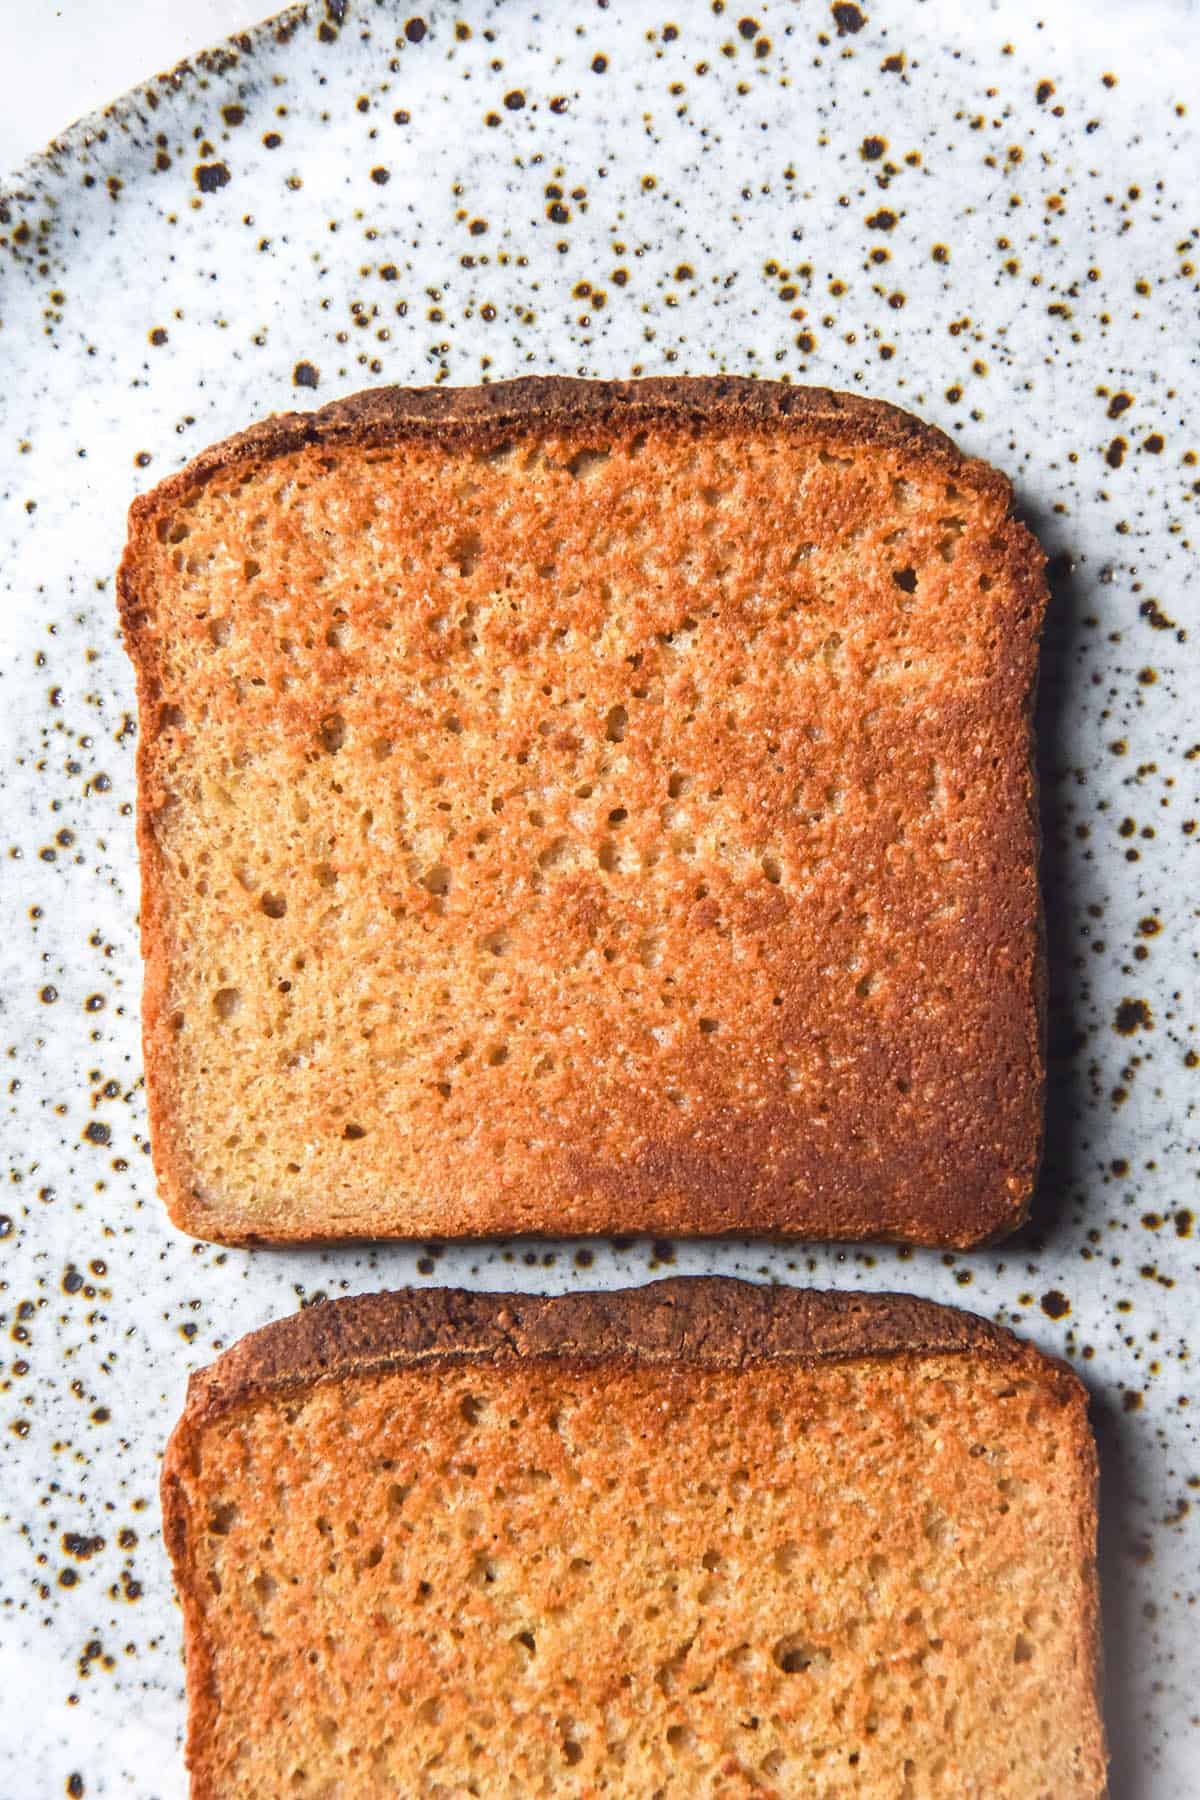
[1139,601,1176,631]
[63,1533,105,1560]
[405,17,427,42]
[1114,998,1153,1035]
[194,162,231,194]
[504,90,526,111]
[1036,80,1055,104]
[83,1121,111,1146]
[67,1777,85,1798]
[1107,391,1134,418]
[592,55,608,73]
[860,136,886,160]
[370,167,390,185]
[222,105,245,127]
[1142,433,1165,454]
[866,209,896,231]
[1106,438,1126,469]
[831,2,866,33]
[293,362,320,389]
[1041,1290,1070,1320]
[148,327,168,347]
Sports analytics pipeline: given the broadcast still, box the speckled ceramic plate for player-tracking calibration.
[1,0,1196,1792]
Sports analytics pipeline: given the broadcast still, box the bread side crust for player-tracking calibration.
[118,378,1048,1247]
[161,1278,1105,1798]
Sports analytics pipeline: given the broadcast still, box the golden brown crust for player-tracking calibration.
[119,377,1047,1248]
[162,1278,1105,1798]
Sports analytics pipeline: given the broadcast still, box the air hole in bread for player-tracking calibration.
[567,447,611,480]
[892,567,918,594]
[213,988,242,1021]
[318,712,346,753]
[206,1500,239,1535]
[342,1122,366,1140]
[260,892,287,919]
[774,1636,832,1675]
[449,529,482,575]
[605,704,628,743]
[637,931,661,968]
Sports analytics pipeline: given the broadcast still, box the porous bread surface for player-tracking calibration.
[162,1280,1106,1798]
[119,377,1047,1244]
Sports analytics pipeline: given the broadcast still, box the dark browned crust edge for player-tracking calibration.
[161,1278,1105,1798]
[118,377,1047,1250]
[120,376,998,533]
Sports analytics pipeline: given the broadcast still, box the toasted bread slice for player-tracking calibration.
[162,1278,1105,1798]
[119,378,1046,1244]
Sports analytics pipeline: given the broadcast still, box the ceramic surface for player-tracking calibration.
[1,1,1197,1792]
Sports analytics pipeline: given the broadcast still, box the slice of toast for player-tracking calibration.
[119,378,1047,1245]
[162,1278,1106,1798]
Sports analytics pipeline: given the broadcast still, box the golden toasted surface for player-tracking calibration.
[119,378,1046,1244]
[163,1281,1105,1798]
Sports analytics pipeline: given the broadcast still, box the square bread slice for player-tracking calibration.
[162,1278,1106,1798]
[119,378,1047,1245]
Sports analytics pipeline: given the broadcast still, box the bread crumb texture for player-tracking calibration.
[121,382,1046,1243]
[167,1298,1102,1796]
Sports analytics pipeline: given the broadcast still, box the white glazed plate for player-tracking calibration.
[1,1,1197,1792]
